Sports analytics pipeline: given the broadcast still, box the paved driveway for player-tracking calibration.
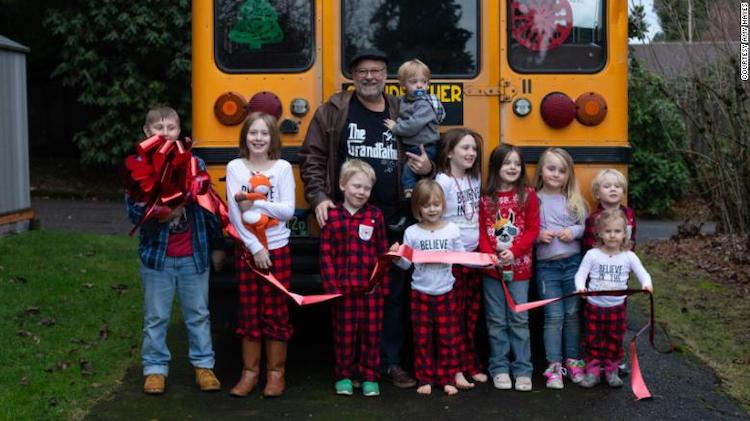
[30,199,745,420]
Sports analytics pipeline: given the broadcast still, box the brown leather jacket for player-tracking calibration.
[299,90,401,210]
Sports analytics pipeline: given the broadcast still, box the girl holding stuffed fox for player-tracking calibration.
[478,144,539,392]
[226,112,295,398]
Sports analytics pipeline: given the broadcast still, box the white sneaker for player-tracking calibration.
[493,373,512,390]
[514,376,532,392]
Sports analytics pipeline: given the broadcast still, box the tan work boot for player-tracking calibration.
[230,339,262,397]
[195,368,221,392]
[263,339,287,397]
[143,374,166,395]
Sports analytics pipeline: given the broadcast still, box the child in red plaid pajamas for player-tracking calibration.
[574,208,653,388]
[391,179,465,395]
[320,159,389,397]
[434,128,487,389]
[582,169,637,252]
[581,168,637,378]
[226,112,295,398]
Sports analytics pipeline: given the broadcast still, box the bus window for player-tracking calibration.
[342,0,479,78]
[214,0,314,72]
[508,0,606,73]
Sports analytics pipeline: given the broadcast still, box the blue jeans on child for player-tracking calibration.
[140,256,215,376]
[483,277,532,377]
[401,143,437,192]
[535,254,582,363]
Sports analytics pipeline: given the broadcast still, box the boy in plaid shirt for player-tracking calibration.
[320,159,389,397]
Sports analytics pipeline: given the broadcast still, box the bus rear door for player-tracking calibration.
[499,0,629,201]
[192,0,322,235]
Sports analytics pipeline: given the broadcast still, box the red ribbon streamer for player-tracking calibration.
[186,188,668,401]
[496,273,671,400]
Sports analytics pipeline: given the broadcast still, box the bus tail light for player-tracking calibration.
[214,92,248,126]
[575,92,608,126]
[540,92,576,128]
[247,91,283,120]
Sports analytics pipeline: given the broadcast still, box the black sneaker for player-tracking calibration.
[387,365,417,388]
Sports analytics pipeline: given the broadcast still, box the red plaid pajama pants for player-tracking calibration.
[331,291,383,381]
[452,265,483,375]
[411,289,460,387]
[582,301,627,363]
[235,245,293,341]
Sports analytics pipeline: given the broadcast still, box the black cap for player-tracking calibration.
[348,48,388,71]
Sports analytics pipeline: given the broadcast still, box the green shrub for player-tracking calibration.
[628,60,690,216]
[45,1,192,165]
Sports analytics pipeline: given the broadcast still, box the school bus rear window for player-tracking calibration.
[214,0,314,72]
[342,0,480,78]
[508,0,606,73]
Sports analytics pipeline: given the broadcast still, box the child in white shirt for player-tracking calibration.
[574,208,653,388]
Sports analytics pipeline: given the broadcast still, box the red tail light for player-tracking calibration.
[540,92,576,128]
[247,91,283,120]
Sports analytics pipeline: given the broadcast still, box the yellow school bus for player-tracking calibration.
[192,0,629,290]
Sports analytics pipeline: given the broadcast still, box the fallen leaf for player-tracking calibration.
[110,284,129,296]
[17,330,40,344]
[99,324,109,341]
[39,318,56,327]
[79,359,93,376]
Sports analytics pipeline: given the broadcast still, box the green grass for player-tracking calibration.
[639,253,750,411]
[0,231,140,420]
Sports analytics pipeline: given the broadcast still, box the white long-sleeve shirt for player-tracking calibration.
[226,158,295,254]
[435,172,480,251]
[394,222,465,295]
[574,248,653,307]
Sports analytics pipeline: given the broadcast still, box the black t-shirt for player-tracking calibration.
[338,95,400,222]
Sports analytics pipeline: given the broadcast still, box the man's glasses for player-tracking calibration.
[354,67,386,78]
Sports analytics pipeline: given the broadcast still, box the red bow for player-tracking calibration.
[125,135,211,234]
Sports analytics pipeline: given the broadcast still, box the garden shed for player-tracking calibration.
[0,35,32,234]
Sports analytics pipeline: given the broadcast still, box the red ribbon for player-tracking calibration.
[183,196,670,401]
[496,273,672,400]
[125,135,211,234]
[235,245,497,306]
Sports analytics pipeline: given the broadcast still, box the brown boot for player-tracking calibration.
[229,339,261,397]
[263,340,287,397]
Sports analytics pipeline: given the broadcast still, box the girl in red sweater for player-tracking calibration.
[478,144,540,392]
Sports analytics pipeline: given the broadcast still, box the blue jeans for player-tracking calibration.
[535,254,582,363]
[401,143,437,191]
[140,257,215,376]
[483,277,532,377]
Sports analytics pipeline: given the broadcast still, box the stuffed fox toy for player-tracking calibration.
[234,172,279,249]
